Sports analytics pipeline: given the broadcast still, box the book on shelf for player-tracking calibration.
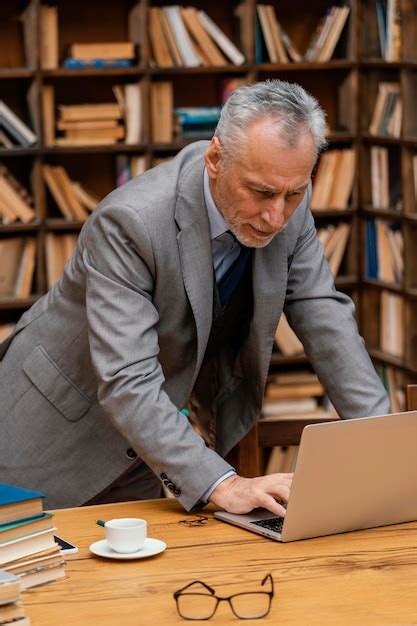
[42,165,90,222]
[380,291,404,358]
[0,324,15,343]
[58,103,122,123]
[310,148,355,210]
[0,485,65,592]
[41,85,55,147]
[376,364,405,413]
[197,10,245,65]
[413,155,417,204]
[69,41,135,61]
[0,166,35,225]
[115,155,146,188]
[162,5,203,67]
[45,233,77,288]
[274,313,304,357]
[150,82,174,143]
[0,238,36,299]
[40,4,59,70]
[385,0,402,62]
[369,82,402,137]
[180,7,228,66]
[317,222,351,277]
[174,106,221,140]
[113,83,142,145]
[0,101,37,148]
[20,1,38,70]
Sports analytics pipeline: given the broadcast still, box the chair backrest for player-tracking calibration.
[406,384,417,411]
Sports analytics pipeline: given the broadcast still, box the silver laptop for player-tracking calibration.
[214,411,417,542]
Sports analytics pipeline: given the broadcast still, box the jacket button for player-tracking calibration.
[126,448,137,460]
[160,472,168,480]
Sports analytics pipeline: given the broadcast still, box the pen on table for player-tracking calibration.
[96,520,106,527]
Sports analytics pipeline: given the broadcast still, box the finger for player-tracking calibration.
[257,493,287,517]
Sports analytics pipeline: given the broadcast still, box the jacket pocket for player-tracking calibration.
[23,345,92,422]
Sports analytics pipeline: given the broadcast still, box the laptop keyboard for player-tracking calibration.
[250,517,284,534]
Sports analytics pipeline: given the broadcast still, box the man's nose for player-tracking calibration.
[261,197,286,230]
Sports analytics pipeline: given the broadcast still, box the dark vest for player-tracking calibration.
[189,256,254,449]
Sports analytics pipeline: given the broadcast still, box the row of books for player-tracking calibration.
[0,569,30,626]
[369,82,402,138]
[0,101,37,149]
[149,5,244,68]
[370,146,401,210]
[261,370,336,474]
[365,219,403,284]
[0,165,35,225]
[275,222,351,356]
[42,164,98,221]
[380,291,404,357]
[256,4,350,64]
[0,484,65,592]
[310,148,355,210]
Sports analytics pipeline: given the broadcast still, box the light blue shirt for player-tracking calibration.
[200,168,238,502]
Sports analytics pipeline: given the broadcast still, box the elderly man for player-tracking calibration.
[0,80,389,514]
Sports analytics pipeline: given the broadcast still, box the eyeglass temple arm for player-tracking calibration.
[174,580,216,596]
[261,573,274,595]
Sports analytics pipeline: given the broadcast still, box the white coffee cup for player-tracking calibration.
[104,518,147,554]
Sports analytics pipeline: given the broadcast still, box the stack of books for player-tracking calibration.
[42,164,98,222]
[64,41,136,70]
[0,485,65,591]
[148,5,245,68]
[55,102,125,147]
[262,371,337,474]
[0,165,35,225]
[0,102,37,149]
[0,569,30,626]
[174,107,221,140]
[0,238,36,299]
[42,83,142,147]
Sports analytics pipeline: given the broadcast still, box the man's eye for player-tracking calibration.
[254,189,275,198]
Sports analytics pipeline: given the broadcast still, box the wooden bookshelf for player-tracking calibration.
[0,0,416,404]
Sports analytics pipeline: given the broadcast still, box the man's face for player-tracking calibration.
[205,119,317,248]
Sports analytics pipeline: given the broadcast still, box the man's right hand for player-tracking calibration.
[208,473,293,517]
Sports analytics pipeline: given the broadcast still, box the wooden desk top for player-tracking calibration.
[23,499,417,625]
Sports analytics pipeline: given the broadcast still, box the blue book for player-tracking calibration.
[63,58,134,69]
[174,107,222,125]
[0,484,45,526]
[366,219,378,279]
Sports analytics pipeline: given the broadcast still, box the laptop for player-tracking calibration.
[214,411,417,542]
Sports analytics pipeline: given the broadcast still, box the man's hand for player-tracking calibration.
[208,473,293,517]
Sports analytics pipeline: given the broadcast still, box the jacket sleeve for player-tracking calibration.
[83,203,233,511]
[284,204,390,419]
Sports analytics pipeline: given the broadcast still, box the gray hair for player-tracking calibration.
[214,79,327,159]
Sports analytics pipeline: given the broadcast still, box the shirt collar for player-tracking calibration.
[203,167,229,241]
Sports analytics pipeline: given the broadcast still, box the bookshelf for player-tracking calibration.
[0,0,416,409]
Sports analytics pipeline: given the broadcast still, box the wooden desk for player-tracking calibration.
[23,499,417,625]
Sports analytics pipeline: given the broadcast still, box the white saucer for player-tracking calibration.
[89,537,166,560]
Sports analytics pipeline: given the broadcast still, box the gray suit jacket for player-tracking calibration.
[0,141,389,509]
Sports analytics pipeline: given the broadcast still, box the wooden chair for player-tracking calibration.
[227,414,337,478]
[407,384,417,410]
[228,384,417,477]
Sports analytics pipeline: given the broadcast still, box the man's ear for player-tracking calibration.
[204,136,222,180]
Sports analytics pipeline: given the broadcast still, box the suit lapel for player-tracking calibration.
[175,156,214,374]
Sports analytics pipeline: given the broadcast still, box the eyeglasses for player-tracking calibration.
[173,573,274,620]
